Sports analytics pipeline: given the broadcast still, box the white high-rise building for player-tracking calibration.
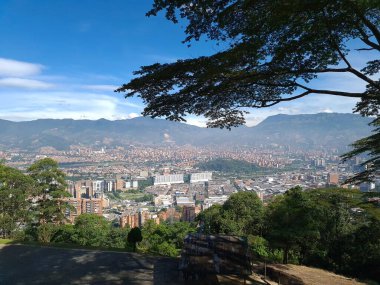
[190,172,212,183]
[154,174,184,185]
[93,180,105,194]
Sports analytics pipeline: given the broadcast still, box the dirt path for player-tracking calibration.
[266,264,366,285]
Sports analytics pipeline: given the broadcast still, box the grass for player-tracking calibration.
[120,192,145,201]
[0,238,13,244]
[0,238,134,253]
[17,240,134,253]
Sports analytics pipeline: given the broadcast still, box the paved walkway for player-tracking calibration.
[0,244,180,285]
[0,244,266,285]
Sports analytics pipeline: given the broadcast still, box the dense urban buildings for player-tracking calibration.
[1,144,379,226]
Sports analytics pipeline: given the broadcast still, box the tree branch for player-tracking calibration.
[348,67,380,88]
[359,14,380,46]
[357,26,380,51]
[329,35,380,89]
[355,47,376,51]
[307,88,364,98]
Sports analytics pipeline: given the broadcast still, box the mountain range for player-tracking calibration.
[0,113,373,151]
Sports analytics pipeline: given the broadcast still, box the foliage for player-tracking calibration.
[128,227,143,252]
[37,223,60,243]
[196,186,380,281]
[140,220,196,256]
[104,227,131,249]
[51,224,75,244]
[342,116,380,182]
[196,204,223,234]
[117,0,380,181]
[138,178,154,191]
[248,235,269,260]
[134,194,154,203]
[197,191,264,236]
[27,158,71,225]
[265,187,322,264]
[0,164,34,238]
[195,158,262,173]
[73,214,110,247]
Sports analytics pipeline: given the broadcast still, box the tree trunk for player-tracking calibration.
[283,247,289,264]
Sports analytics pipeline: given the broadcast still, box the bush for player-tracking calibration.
[51,224,75,244]
[72,214,110,247]
[10,230,26,241]
[37,224,59,243]
[104,228,130,249]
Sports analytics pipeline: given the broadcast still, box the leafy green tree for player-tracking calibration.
[117,0,380,181]
[27,158,70,225]
[309,189,360,246]
[221,191,264,235]
[155,241,178,257]
[104,227,131,249]
[37,223,60,243]
[51,224,75,244]
[342,115,380,182]
[196,204,223,234]
[305,188,377,270]
[248,235,270,260]
[347,218,380,281]
[266,187,321,264]
[0,164,34,238]
[140,220,196,256]
[128,227,143,252]
[73,214,110,247]
[197,191,264,236]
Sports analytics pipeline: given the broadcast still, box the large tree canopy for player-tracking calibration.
[117,0,380,181]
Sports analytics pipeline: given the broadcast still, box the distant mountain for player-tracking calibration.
[0,113,373,151]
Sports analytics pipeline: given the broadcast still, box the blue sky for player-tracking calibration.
[0,0,370,127]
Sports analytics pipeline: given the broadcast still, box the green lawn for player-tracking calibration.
[0,238,13,244]
[120,192,145,201]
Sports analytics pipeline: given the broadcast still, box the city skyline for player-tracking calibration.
[0,0,374,127]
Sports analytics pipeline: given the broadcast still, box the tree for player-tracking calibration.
[0,164,34,238]
[127,227,143,252]
[221,191,264,235]
[73,214,110,247]
[266,187,321,264]
[27,158,70,225]
[197,191,264,236]
[104,227,131,249]
[117,1,380,181]
[342,114,380,182]
[196,204,223,234]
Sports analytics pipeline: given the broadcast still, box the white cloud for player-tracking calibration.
[0,78,54,89]
[245,116,265,126]
[0,58,44,77]
[81,84,119,92]
[110,113,141,120]
[185,117,207,128]
[321,108,333,113]
[0,91,142,121]
[127,112,139,119]
[145,54,179,63]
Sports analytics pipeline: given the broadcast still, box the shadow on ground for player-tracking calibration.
[0,244,174,285]
[0,244,267,285]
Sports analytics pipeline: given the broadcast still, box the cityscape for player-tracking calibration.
[0,0,379,284]
[1,139,378,230]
